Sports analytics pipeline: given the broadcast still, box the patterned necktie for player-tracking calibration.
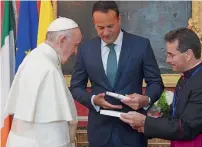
[106,44,117,86]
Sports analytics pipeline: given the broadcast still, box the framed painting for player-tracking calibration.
[53,1,202,87]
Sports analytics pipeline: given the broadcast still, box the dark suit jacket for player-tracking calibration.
[70,31,164,146]
[145,69,202,141]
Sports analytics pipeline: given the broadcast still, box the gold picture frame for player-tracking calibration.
[59,1,202,88]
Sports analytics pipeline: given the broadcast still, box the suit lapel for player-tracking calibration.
[114,32,132,88]
[92,38,112,90]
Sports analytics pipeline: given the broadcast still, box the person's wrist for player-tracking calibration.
[93,95,99,106]
[144,96,151,106]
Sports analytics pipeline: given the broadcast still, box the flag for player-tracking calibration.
[37,0,54,45]
[15,1,38,72]
[0,1,15,147]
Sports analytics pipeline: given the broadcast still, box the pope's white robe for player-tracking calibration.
[4,43,78,147]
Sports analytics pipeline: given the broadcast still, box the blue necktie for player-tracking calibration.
[106,44,117,86]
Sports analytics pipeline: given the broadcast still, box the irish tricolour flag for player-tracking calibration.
[0,1,15,147]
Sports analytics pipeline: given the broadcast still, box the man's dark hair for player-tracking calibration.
[92,1,119,16]
[165,28,201,59]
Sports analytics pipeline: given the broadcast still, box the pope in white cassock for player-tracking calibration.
[4,17,82,147]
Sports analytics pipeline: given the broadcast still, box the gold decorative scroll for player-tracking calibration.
[55,1,202,88]
[161,1,202,87]
[188,1,202,54]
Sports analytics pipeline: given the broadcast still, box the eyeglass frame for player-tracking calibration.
[166,50,187,60]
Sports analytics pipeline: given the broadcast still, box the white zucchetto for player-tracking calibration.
[47,17,78,32]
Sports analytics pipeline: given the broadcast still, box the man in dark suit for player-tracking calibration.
[120,28,202,146]
[70,1,164,147]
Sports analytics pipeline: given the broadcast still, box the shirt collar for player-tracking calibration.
[101,30,123,48]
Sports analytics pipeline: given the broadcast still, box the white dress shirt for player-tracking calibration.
[101,31,123,74]
[91,31,123,112]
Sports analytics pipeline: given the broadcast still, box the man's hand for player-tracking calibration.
[120,111,146,128]
[121,93,149,110]
[94,93,122,109]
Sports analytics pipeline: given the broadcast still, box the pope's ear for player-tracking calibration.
[59,35,67,44]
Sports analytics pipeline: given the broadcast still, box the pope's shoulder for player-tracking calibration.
[18,45,59,75]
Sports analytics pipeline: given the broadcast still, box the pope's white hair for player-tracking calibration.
[46,29,72,42]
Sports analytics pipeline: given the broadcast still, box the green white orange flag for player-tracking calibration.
[0,1,15,147]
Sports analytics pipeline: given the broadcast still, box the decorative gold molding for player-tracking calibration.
[63,1,201,88]
[64,75,91,87]
[188,1,202,58]
[157,74,180,87]
[64,74,180,88]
